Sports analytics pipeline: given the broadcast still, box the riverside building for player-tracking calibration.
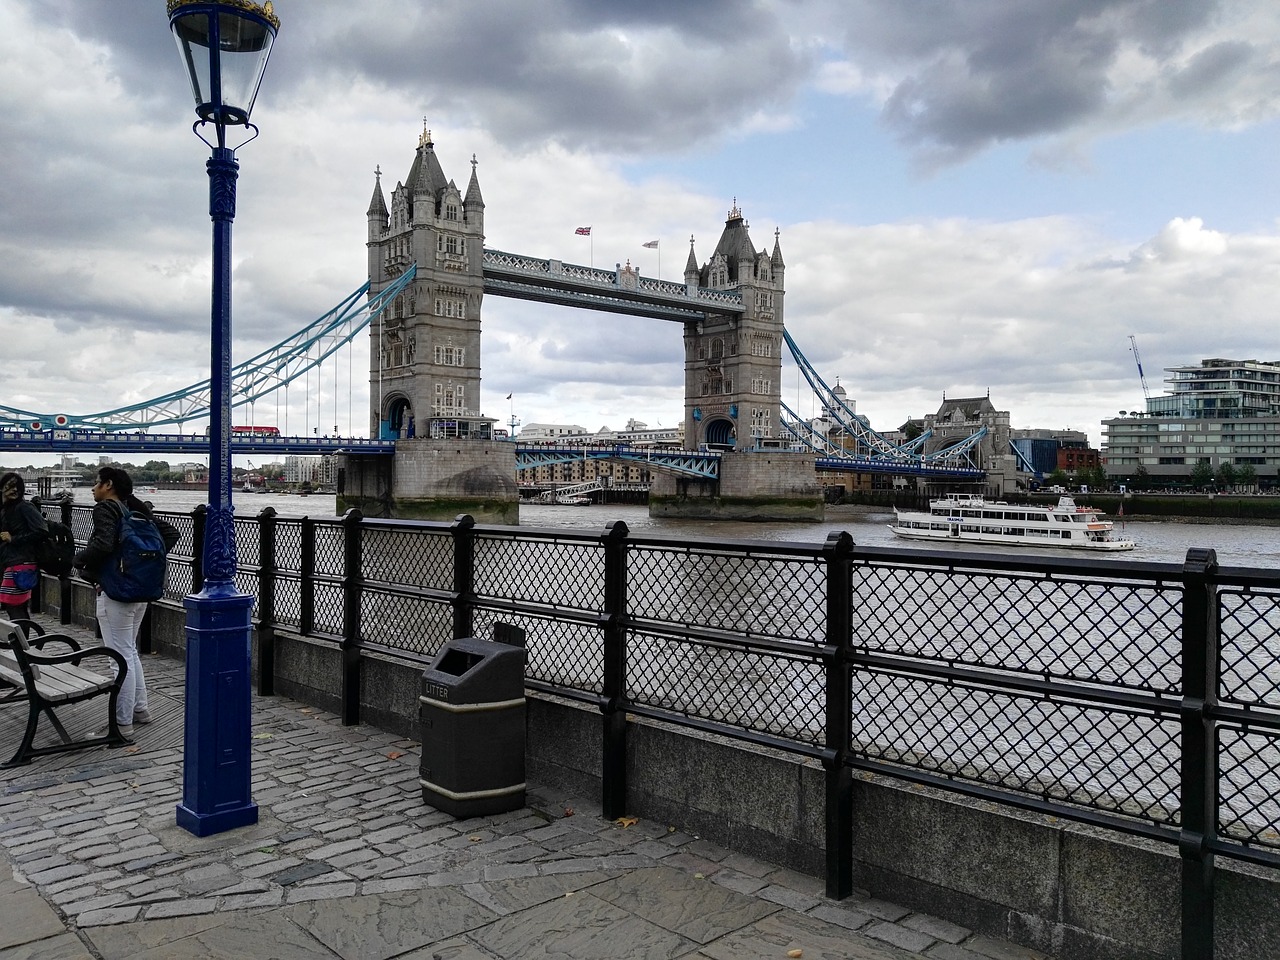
[1101,357,1280,488]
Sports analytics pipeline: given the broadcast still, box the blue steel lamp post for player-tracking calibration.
[168,0,279,837]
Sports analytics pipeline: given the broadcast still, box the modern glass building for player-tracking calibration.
[1102,358,1280,488]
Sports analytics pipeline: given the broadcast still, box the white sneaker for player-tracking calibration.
[94,723,134,739]
[132,709,153,725]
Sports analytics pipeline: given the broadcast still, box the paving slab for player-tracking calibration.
[83,909,325,960]
[0,884,68,951]
[458,869,618,915]
[590,865,780,944]
[0,931,98,960]
[695,908,922,960]
[472,891,695,960]
[286,887,493,960]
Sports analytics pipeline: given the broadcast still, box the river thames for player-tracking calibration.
[68,488,1280,569]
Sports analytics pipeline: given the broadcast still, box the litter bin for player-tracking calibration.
[419,636,526,817]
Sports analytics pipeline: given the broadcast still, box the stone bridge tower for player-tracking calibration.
[365,126,490,442]
[681,202,786,452]
[652,203,820,520]
[339,126,517,522]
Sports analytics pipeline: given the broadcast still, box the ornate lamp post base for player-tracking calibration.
[176,588,259,836]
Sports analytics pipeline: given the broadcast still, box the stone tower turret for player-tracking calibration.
[366,170,389,285]
[681,200,785,450]
[365,125,489,443]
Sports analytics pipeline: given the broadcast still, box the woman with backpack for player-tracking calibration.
[0,472,48,621]
[73,466,180,738]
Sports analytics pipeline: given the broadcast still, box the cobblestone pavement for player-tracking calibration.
[0,621,1051,959]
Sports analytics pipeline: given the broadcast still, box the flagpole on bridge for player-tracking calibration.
[643,239,660,280]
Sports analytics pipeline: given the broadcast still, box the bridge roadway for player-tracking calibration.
[2,431,982,480]
[0,430,395,457]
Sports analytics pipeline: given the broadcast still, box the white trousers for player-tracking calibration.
[96,593,148,726]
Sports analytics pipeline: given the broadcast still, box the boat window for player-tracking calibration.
[1055,515,1070,522]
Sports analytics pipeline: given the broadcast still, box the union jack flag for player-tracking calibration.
[575,226,591,236]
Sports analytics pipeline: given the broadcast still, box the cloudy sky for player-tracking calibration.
[3,0,1280,459]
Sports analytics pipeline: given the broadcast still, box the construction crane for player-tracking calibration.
[1128,335,1151,401]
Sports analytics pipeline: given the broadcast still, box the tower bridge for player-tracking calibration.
[5,125,996,521]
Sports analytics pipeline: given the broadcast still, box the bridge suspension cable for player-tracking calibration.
[0,266,417,432]
[779,328,986,471]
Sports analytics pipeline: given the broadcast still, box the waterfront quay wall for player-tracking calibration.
[30,504,1280,960]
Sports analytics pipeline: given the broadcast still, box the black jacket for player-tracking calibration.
[0,499,47,569]
[73,497,181,584]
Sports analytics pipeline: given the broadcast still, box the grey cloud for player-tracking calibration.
[25,0,1268,170]
[1168,40,1255,99]
[284,0,811,153]
[820,0,1227,164]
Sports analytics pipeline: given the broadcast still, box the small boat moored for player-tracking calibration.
[889,494,1135,551]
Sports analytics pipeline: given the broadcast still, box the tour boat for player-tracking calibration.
[889,494,1135,551]
[556,495,591,506]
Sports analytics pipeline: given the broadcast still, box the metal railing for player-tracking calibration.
[40,500,1280,958]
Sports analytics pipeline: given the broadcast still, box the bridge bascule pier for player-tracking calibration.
[341,127,821,523]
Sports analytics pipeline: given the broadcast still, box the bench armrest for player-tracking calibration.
[28,633,84,654]
[23,644,127,675]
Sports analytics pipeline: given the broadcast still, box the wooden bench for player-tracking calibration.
[0,618,130,768]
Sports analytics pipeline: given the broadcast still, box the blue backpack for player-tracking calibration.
[98,504,167,603]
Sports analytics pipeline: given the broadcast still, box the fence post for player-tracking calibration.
[191,504,207,595]
[58,496,73,625]
[256,507,278,696]
[1180,547,1219,960]
[340,509,364,725]
[29,503,44,615]
[450,515,476,640]
[600,520,630,820]
[823,530,855,900]
[299,517,315,636]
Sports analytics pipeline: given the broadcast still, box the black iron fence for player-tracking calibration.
[38,500,1280,958]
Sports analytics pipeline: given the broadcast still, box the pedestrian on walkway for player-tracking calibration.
[0,471,47,621]
[73,466,179,737]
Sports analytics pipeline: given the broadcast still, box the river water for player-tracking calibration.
[64,487,1280,568]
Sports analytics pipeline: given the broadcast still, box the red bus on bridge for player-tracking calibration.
[205,425,282,436]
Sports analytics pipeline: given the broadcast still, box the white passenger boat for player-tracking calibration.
[889,494,1135,551]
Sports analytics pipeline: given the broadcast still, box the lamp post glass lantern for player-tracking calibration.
[168,0,278,838]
